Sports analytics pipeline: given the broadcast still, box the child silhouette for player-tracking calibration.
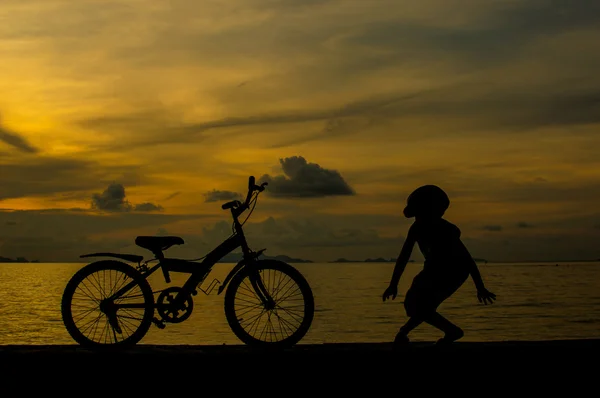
[382,185,496,345]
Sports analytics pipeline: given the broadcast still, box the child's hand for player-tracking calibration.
[477,288,496,305]
[382,285,398,302]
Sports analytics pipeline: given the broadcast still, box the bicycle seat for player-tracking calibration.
[135,236,184,253]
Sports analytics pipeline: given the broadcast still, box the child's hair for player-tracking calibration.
[403,185,450,218]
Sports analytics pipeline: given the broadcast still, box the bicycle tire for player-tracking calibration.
[224,259,314,348]
[61,260,154,347]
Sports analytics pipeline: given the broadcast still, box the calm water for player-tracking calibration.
[0,261,599,345]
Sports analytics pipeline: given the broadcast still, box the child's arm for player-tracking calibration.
[459,240,486,290]
[383,224,417,302]
[456,239,496,304]
[389,226,416,287]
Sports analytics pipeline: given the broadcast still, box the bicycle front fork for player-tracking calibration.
[249,270,275,310]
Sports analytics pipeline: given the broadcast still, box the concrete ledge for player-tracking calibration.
[1,339,597,389]
[2,338,598,355]
[2,339,598,364]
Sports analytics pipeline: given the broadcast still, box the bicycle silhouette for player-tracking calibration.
[61,176,315,348]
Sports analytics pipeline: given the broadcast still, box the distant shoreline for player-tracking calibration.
[0,256,40,263]
[328,257,409,263]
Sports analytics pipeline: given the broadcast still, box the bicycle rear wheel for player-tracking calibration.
[224,259,314,348]
[61,260,154,346]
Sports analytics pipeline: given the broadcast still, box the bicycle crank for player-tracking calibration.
[152,317,166,329]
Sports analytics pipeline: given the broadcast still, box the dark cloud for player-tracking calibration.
[156,227,169,236]
[517,222,535,228]
[494,180,600,205]
[482,225,503,232]
[5,221,17,226]
[0,117,39,153]
[163,192,181,201]
[259,156,355,198]
[354,88,600,135]
[259,0,333,9]
[0,208,214,262]
[203,189,243,203]
[76,84,600,155]
[196,216,403,262]
[0,155,149,201]
[75,107,332,150]
[134,202,164,212]
[91,183,163,212]
[74,90,427,151]
[340,0,600,68]
[91,183,131,212]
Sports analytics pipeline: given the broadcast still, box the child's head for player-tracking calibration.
[403,185,449,219]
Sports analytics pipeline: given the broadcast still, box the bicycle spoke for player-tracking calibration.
[72,307,98,324]
[76,280,101,304]
[275,305,304,324]
[64,263,151,346]
[272,276,294,301]
[231,267,309,343]
[79,312,102,334]
[273,309,300,332]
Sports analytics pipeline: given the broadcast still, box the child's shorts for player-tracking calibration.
[403,270,468,318]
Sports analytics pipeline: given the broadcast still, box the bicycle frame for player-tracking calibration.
[93,195,273,310]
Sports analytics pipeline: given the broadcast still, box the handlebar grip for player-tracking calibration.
[248,176,255,191]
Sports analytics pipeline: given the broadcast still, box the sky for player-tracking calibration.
[1,0,599,263]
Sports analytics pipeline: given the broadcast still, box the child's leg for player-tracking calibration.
[393,317,422,345]
[424,312,464,342]
[398,317,423,336]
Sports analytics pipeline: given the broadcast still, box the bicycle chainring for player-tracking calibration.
[156,287,194,323]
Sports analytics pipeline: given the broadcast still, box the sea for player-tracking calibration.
[0,261,599,345]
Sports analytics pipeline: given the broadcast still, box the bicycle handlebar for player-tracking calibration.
[221,176,268,215]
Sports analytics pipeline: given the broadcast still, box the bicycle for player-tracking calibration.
[61,176,315,348]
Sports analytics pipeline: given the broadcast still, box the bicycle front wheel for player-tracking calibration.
[61,260,154,347]
[224,259,314,348]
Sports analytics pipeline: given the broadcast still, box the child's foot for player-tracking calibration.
[436,327,464,345]
[393,331,410,347]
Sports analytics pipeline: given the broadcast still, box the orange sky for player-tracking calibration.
[1,0,600,262]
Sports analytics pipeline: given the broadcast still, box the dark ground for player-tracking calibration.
[1,340,597,393]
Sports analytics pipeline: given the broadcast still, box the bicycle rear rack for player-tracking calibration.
[198,279,221,295]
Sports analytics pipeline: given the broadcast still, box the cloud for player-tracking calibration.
[195,215,404,261]
[73,89,430,152]
[259,156,355,198]
[0,116,39,153]
[163,192,181,201]
[482,225,502,232]
[517,222,535,228]
[73,83,600,155]
[203,189,242,203]
[336,0,600,69]
[134,202,164,212]
[156,227,169,236]
[0,208,213,262]
[91,183,131,212]
[91,183,163,212]
[0,153,154,201]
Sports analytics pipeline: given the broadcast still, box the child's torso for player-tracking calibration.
[414,219,468,275]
